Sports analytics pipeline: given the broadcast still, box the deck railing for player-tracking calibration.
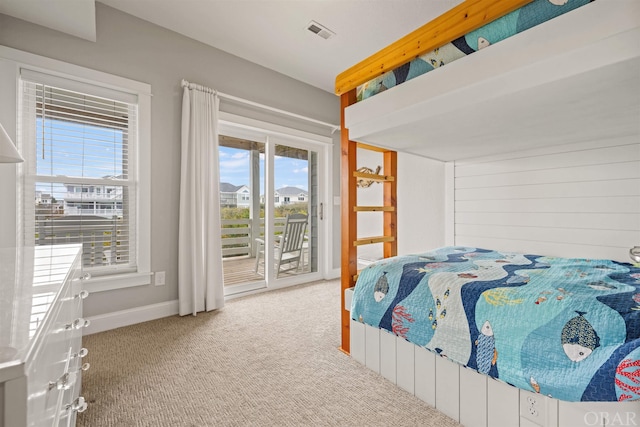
[221,217,287,258]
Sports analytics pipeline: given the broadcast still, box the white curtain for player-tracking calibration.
[178,81,225,316]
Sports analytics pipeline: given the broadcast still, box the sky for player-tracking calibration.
[35,118,309,196]
[218,146,309,192]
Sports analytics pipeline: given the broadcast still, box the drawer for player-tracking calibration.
[27,253,88,427]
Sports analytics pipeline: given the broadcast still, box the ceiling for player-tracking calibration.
[0,0,464,94]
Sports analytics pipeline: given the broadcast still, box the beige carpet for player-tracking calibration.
[78,280,460,427]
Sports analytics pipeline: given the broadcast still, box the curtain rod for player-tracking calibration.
[181,79,339,133]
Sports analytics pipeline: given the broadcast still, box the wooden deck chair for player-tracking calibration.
[254,213,308,278]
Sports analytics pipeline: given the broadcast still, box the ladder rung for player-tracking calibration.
[354,206,395,212]
[355,142,391,153]
[353,171,395,182]
[354,236,395,246]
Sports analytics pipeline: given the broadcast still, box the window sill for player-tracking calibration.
[84,271,152,293]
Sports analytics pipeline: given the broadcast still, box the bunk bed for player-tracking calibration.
[337,0,640,426]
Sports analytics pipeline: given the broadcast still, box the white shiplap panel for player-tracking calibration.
[456,179,640,201]
[396,337,415,395]
[365,325,380,373]
[460,367,487,427]
[487,380,520,427]
[456,212,640,231]
[350,320,366,365]
[380,330,397,384]
[455,143,640,177]
[456,197,640,214]
[414,346,436,406]
[456,224,635,248]
[435,355,460,422]
[456,161,640,189]
[455,135,639,167]
[454,236,634,263]
[454,140,640,263]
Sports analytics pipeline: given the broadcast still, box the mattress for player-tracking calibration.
[351,246,640,402]
[357,0,593,101]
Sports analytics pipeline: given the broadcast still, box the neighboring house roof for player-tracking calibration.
[275,186,308,196]
[220,182,244,193]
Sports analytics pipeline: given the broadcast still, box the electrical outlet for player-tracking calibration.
[155,271,166,286]
[521,391,546,423]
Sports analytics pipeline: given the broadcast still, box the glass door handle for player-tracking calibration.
[320,202,324,220]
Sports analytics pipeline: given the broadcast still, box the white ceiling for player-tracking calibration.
[0,0,464,94]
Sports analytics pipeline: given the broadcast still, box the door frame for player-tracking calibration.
[218,112,333,296]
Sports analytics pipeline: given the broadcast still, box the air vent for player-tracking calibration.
[306,21,335,40]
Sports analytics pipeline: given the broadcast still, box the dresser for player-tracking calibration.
[0,245,90,427]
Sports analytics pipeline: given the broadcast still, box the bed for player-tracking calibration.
[352,246,640,403]
[337,0,640,425]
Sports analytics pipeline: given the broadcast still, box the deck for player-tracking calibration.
[222,253,310,287]
[222,256,263,286]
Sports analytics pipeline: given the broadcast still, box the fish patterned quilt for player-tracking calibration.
[357,0,593,101]
[350,247,640,402]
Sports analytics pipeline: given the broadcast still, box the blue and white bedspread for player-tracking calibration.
[351,247,640,402]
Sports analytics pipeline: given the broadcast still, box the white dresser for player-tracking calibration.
[0,245,90,427]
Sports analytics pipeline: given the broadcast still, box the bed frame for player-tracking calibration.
[337,0,640,425]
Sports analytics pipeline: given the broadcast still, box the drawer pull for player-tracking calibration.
[73,347,89,359]
[66,318,90,330]
[66,396,88,414]
[49,372,72,391]
[73,273,91,282]
[76,290,90,299]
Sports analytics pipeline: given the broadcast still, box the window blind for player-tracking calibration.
[20,71,139,274]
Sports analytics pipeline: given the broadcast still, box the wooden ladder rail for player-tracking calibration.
[340,90,397,355]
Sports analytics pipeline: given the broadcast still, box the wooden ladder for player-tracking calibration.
[340,90,397,354]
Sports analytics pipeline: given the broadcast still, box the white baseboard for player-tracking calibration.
[84,300,179,335]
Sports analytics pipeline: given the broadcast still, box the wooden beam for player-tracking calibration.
[353,171,395,182]
[383,151,397,258]
[356,142,393,153]
[335,0,533,95]
[354,236,395,246]
[340,89,358,355]
[354,206,395,212]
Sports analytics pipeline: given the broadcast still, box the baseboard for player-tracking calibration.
[84,299,179,335]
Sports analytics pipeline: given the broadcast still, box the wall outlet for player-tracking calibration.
[155,271,166,286]
[521,390,546,424]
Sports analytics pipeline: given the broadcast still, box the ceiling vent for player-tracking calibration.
[306,21,335,40]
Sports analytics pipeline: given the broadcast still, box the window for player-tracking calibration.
[12,63,151,290]
[21,75,135,273]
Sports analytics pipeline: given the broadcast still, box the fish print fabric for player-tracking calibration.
[350,247,640,402]
[356,0,593,102]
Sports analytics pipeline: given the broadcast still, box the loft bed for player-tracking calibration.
[337,0,640,426]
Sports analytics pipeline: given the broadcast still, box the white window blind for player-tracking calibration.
[20,70,139,275]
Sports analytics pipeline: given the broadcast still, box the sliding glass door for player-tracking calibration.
[218,119,327,296]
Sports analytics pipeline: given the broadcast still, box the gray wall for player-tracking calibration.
[0,3,341,317]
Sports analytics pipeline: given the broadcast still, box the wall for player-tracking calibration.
[454,136,640,263]
[397,152,445,254]
[355,148,446,264]
[0,3,341,318]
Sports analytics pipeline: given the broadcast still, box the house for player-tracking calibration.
[267,186,309,207]
[219,182,251,208]
[62,181,124,218]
